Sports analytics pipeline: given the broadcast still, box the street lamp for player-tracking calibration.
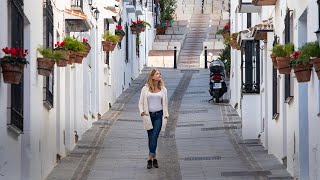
[315,0,320,45]
[88,0,92,6]
[94,9,100,20]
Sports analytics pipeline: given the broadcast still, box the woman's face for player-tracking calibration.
[152,70,162,81]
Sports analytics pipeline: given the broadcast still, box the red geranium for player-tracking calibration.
[1,47,29,65]
[291,51,301,59]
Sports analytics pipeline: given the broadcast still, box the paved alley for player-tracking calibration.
[46,68,292,180]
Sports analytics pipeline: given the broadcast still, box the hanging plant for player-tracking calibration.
[102,30,120,52]
[115,25,125,41]
[0,47,29,84]
[130,19,151,34]
[37,47,64,76]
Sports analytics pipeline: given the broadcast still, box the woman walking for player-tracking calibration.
[139,69,169,169]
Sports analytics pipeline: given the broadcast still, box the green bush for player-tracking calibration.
[63,37,86,52]
[160,0,177,22]
[102,31,120,43]
[271,43,294,57]
[300,42,320,58]
[38,47,65,60]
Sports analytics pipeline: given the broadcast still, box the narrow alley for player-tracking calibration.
[46,68,292,180]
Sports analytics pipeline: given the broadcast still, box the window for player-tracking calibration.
[241,41,260,93]
[272,35,279,118]
[104,19,110,65]
[44,0,54,108]
[285,8,293,103]
[125,24,129,63]
[9,0,24,132]
[118,18,122,48]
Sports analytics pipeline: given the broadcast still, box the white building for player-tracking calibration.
[230,0,320,179]
[0,0,155,179]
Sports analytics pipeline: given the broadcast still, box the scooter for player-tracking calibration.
[208,59,227,103]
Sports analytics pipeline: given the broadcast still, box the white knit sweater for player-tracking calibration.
[139,85,169,132]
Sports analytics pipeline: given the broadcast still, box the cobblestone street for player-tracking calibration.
[46,68,292,180]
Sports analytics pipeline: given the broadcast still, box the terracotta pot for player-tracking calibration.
[55,50,70,61]
[102,41,116,52]
[84,45,91,57]
[293,64,313,83]
[1,63,24,84]
[117,35,124,42]
[56,59,68,67]
[312,57,320,80]
[229,39,236,47]
[156,26,167,35]
[37,58,55,76]
[222,31,230,38]
[276,57,291,74]
[270,54,277,68]
[74,52,86,64]
[68,51,77,64]
[131,26,145,34]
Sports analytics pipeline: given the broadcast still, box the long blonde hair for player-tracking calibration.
[147,69,164,92]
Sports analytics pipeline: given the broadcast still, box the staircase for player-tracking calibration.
[148,0,229,68]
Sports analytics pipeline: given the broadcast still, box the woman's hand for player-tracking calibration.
[141,112,146,116]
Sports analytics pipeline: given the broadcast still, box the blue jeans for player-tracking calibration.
[147,110,163,157]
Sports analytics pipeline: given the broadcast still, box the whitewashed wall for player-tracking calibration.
[0,0,152,179]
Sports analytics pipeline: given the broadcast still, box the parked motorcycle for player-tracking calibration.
[208,59,227,103]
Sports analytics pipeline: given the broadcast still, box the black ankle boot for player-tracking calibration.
[147,159,152,169]
[153,159,159,168]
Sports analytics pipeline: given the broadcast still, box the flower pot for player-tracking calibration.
[56,59,68,67]
[131,27,145,34]
[74,52,85,64]
[37,58,55,76]
[276,57,291,74]
[156,26,167,35]
[102,41,116,52]
[222,31,230,38]
[229,39,236,48]
[293,64,313,83]
[270,54,277,68]
[1,63,24,84]
[117,35,124,42]
[312,57,320,80]
[68,51,77,64]
[55,50,70,61]
[84,45,91,57]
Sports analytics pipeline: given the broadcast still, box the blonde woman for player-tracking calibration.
[139,69,169,169]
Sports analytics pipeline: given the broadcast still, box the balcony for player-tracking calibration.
[64,9,91,32]
[71,0,83,12]
[238,0,261,13]
[252,0,277,6]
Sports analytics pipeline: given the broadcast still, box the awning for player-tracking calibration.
[252,18,273,40]
[238,18,273,44]
[64,9,92,32]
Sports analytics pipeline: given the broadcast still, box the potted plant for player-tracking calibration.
[159,0,177,27]
[156,24,167,35]
[272,43,294,74]
[130,20,151,34]
[301,42,320,79]
[229,32,238,49]
[289,51,313,83]
[37,47,61,76]
[102,30,120,52]
[63,37,86,64]
[115,25,125,41]
[54,41,70,66]
[82,38,91,57]
[217,22,230,38]
[0,47,28,84]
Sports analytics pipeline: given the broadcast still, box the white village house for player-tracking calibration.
[0,0,156,179]
[230,0,320,179]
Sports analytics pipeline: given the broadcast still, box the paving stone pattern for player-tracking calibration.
[46,68,292,180]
